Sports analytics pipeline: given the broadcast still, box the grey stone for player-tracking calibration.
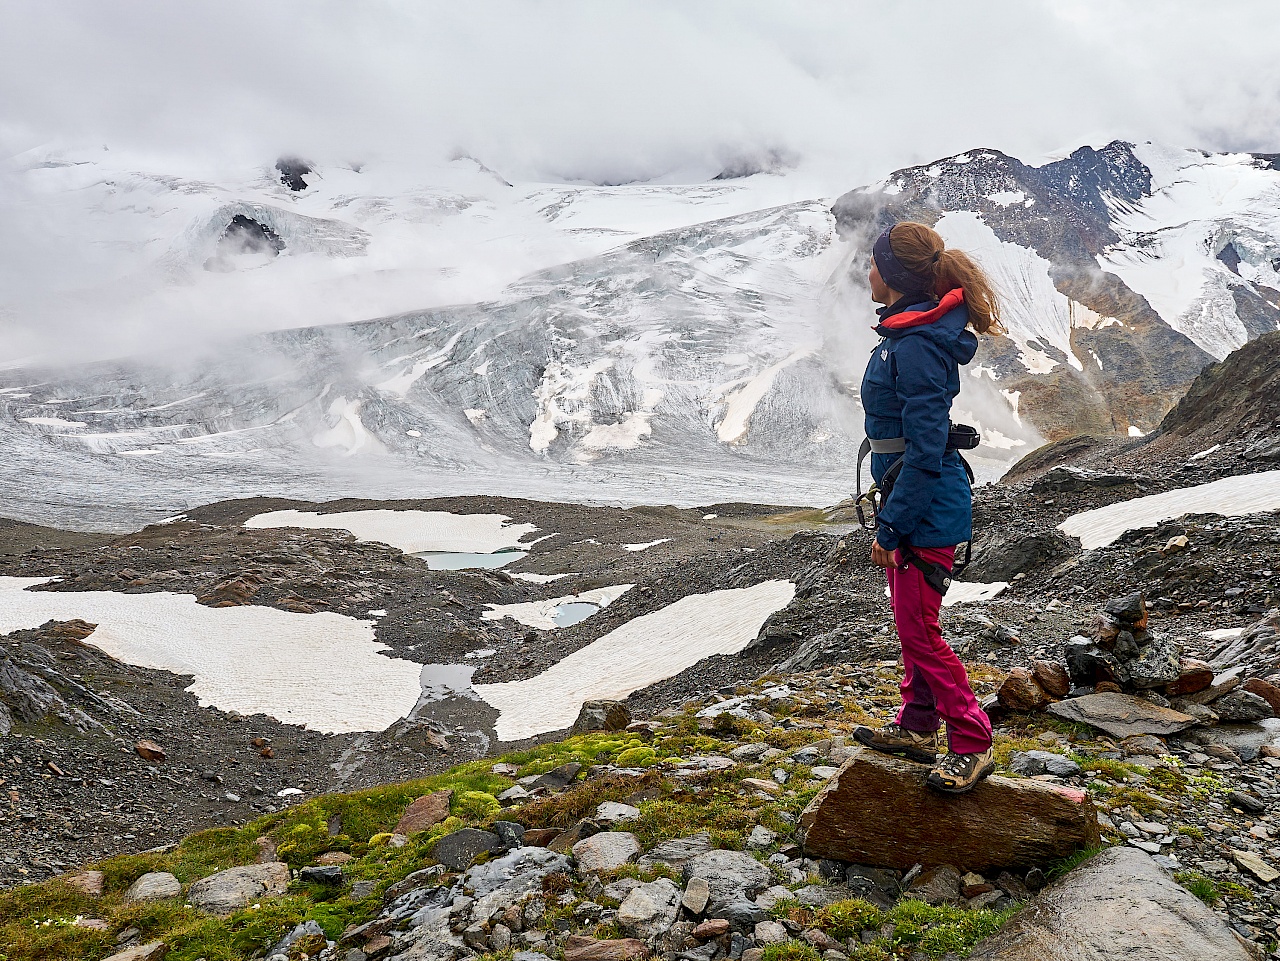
[605,878,643,902]
[188,862,290,913]
[729,743,771,762]
[299,865,343,885]
[753,920,789,944]
[682,876,710,915]
[618,878,682,938]
[102,944,169,961]
[752,884,795,911]
[1213,691,1274,723]
[969,847,1253,960]
[531,762,582,792]
[595,801,641,825]
[1129,638,1183,690]
[573,832,641,871]
[638,832,713,871]
[1047,692,1197,738]
[268,920,327,960]
[683,849,772,912]
[1010,751,1081,778]
[746,826,776,850]
[123,871,181,902]
[493,820,526,849]
[793,885,847,908]
[711,899,767,933]
[432,828,502,871]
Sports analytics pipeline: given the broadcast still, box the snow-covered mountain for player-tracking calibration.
[2,143,1278,528]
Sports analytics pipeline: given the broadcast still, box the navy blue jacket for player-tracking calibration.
[860,289,977,552]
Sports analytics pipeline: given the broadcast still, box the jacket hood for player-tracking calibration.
[875,287,978,364]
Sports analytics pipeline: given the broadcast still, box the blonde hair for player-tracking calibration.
[889,222,1004,335]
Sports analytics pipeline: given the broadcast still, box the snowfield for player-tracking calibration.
[482,585,634,631]
[244,509,540,555]
[1059,470,1280,549]
[473,580,796,741]
[0,577,422,733]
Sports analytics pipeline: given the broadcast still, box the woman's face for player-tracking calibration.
[869,259,895,305]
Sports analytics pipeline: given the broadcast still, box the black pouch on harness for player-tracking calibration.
[899,542,954,596]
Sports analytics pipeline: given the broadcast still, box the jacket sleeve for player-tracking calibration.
[875,336,951,552]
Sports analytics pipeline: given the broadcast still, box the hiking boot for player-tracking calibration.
[854,723,939,764]
[927,748,995,794]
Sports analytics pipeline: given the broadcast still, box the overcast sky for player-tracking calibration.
[2,0,1279,362]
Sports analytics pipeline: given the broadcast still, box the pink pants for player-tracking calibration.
[887,545,992,754]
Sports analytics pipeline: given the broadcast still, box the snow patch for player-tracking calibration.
[1059,470,1280,549]
[987,190,1026,207]
[934,212,1084,374]
[623,539,670,551]
[942,581,1009,606]
[510,572,575,584]
[715,349,813,444]
[482,585,633,631]
[1190,445,1221,461]
[22,416,87,428]
[473,580,796,740]
[245,508,539,555]
[0,577,421,733]
[312,397,385,456]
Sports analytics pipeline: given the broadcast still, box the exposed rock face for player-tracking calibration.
[432,828,503,871]
[968,847,1254,960]
[572,832,641,872]
[682,849,773,913]
[1047,692,1199,738]
[186,862,290,913]
[799,747,1099,872]
[0,619,109,734]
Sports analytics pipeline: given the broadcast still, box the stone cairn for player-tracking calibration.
[996,592,1278,728]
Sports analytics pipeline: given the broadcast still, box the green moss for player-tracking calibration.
[615,747,658,767]
[815,899,884,939]
[1176,825,1205,840]
[454,792,501,822]
[760,942,821,961]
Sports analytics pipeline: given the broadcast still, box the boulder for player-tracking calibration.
[134,739,166,763]
[1186,665,1245,704]
[1034,467,1143,494]
[1047,692,1197,738]
[187,862,289,913]
[531,762,582,792]
[638,832,713,872]
[432,828,503,871]
[573,832,641,871]
[1065,638,1128,688]
[572,700,632,734]
[617,878,682,938]
[965,529,1078,582]
[596,801,641,825]
[997,668,1049,712]
[1166,658,1215,697]
[1010,751,1081,778]
[395,789,453,835]
[968,847,1254,960]
[799,747,1099,872]
[682,849,773,911]
[1213,690,1274,723]
[1031,661,1070,699]
[562,937,649,961]
[1244,677,1280,715]
[124,871,181,902]
[1129,638,1183,689]
[908,865,963,905]
[1104,592,1148,626]
[550,819,600,853]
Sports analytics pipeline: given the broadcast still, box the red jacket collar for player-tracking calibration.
[878,288,965,330]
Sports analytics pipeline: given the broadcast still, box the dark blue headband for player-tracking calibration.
[873,225,934,296]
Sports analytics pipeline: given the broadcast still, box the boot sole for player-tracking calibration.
[854,726,938,765]
[926,759,996,795]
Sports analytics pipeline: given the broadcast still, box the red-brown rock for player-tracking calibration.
[562,936,649,961]
[394,789,453,835]
[1095,681,1123,694]
[522,828,560,847]
[64,869,105,896]
[1031,661,1070,700]
[134,739,166,763]
[800,747,1099,872]
[693,919,731,940]
[997,668,1049,712]
[1165,658,1214,697]
[1243,678,1280,715]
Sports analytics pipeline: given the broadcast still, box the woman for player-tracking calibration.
[853,221,1004,794]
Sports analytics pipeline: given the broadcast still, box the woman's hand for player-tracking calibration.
[870,539,898,569]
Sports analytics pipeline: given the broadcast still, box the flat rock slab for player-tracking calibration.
[573,831,641,871]
[683,849,773,910]
[1048,692,1198,738]
[800,747,1099,872]
[562,936,649,961]
[188,862,290,913]
[395,789,453,835]
[969,846,1254,960]
[124,871,181,902]
[638,832,712,871]
[103,944,169,961]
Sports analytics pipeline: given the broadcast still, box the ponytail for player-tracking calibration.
[887,222,1005,335]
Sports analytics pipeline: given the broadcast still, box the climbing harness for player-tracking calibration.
[855,422,980,592]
